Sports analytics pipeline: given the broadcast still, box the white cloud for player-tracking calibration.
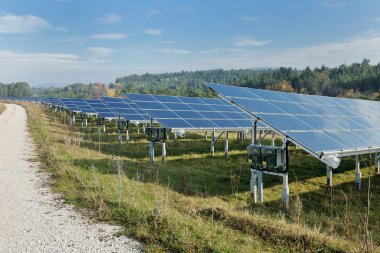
[87,47,115,58]
[144,10,162,16]
[240,16,257,22]
[158,48,192,55]
[322,1,347,8]
[142,29,162,36]
[199,48,248,55]
[0,50,79,64]
[234,36,272,47]
[0,14,51,34]
[373,17,380,22]
[267,35,380,67]
[95,13,122,24]
[91,33,128,40]
[160,41,175,44]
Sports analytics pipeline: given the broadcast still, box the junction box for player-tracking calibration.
[248,144,286,172]
[146,127,168,143]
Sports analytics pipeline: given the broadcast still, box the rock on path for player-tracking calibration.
[0,104,142,253]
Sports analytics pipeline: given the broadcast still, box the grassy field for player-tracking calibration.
[25,102,380,252]
[0,103,6,114]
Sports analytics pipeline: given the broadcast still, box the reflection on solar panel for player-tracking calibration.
[101,97,150,122]
[60,98,81,112]
[74,99,97,114]
[125,93,253,130]
[208,83,380,157]
[85,99,117,119]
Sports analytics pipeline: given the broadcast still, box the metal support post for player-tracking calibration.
[252,120,257,144]
[85,118,87,127]
[282,173,289,210]
[224,131,229,159]
[137,125,140,134]
[259,130,262,145]
[257,170,264,203]
[355,155,361,191]
[118,129,122,144]
[126,129,130,144]
[250,169,257,203]
[271,132,275,146]
[103,124,106,133]
[174,132,177,139]
[211,131,215,156]
[149,142,154,162]
[205,131,208,140]
[162,142,166,162]
[326,166,332,188]
[72,114,75,124]
[376,152,380,175]
[143,124,146,133]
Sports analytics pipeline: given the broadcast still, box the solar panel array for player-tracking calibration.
[125,93,253,130]
[101,97,150,122]
[208,83,380,156]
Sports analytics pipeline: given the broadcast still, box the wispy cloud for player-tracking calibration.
[199,48,248,55]
[161,41,175,45]
[142,29,162,36]
[91,33,128,40]
[0,14,51,34]
[87,47,115,58]
[373,17,380,22]
[95,13,122,24]
[144,10,162,16]
[171,6,195,12]
[240,16,257,22]
[0,50,79,64]
[322,0,347,8]
[234,36,272,47]
[158,48,192,55]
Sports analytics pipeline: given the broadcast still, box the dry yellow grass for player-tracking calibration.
[107,88,116,97]
[0,103,6,114]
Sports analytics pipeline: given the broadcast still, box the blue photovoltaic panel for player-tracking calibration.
[208,83,380,155]
[125,93,253,130]
[101,97,150,122]
[85,99,117,118]
[60,98,81,112]
[74,99,97,114]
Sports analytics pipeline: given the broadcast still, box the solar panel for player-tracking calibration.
[208,83,380,157]
[73,99,97,114]
[125,93,253,130]
[60,98,81,112]
[101,97,150,122]
[85,99,118,119]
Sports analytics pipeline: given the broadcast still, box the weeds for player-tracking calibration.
[24,103,379,252]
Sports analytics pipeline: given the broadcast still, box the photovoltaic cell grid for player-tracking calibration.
[60,98,81,112]
[84,99,118,119]
[125,93,253,130]
[208,83,380,155]
[101,97,151,122]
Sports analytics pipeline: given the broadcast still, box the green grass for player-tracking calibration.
[25,103,380,252]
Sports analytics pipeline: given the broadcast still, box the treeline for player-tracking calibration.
[115,59,380,100]
[1,59,380,100]
[32,83,108,98]
[0,82,31,97]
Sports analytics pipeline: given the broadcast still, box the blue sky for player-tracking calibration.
[1,0,380,85]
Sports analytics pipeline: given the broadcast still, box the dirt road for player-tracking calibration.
[0,104,142,253]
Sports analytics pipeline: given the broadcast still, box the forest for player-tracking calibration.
[1,59,380,100]
[114,58,380,100]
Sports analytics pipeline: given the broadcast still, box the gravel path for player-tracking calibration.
[0,104,142,253]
